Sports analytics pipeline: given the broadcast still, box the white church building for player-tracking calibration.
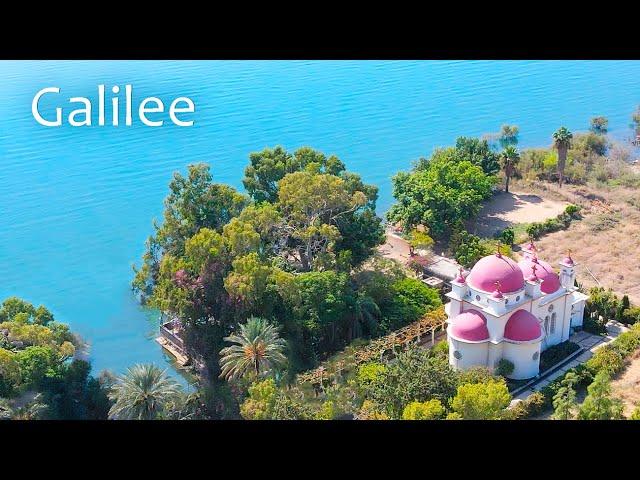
[445,242,589,380]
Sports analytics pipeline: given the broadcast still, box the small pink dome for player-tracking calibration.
[518,257,560,294]
[562,255,574,266]
[504,310,542,342]
[450,309,490,342]
[467,254,524,293]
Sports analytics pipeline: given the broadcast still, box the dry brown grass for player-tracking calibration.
[611,349,640,417]
[517,181,640,304]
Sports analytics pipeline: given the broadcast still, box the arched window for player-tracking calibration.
[544,316,550,336]
[551,312,557,335]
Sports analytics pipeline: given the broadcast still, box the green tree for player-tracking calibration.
[552,372,578,420]
[0,348,21,396]
[452,137,501,175]
[240,378,278,420]
[500,145,520,193]
[402,399,444,420]
[360,346,458,419]
[15,345,57,388]
[388,156,494,236]
[630,405,640,420]
[383,278,442,331]
[132,163,248,296]
[577,371,624,420]
[450,379,511,419]
[243,146,345,203]
[590,116,608,135]
[108,364,182,420]
[553,127,573,187]
[219,317,287,381]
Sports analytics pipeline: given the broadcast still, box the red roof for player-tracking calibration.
[518,257,560,294]
[467,254,524,293]
[450,309,490,342]
[504,310,542,342]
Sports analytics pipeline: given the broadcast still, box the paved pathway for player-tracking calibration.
[379,227,460,281]
[513,320,629,402]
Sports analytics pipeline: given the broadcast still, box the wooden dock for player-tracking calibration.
[156,336,190,367]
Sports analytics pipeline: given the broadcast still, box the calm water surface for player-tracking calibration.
[1,61,639,379]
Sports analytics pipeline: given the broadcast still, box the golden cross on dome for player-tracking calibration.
[531,264,538,276]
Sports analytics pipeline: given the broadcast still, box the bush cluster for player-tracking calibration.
[525,204,581,240]
[539,341,580,373]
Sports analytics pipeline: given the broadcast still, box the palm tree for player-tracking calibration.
[499,124,519,149]
[219,317,287,381]
[351,294,381,339]
[553,127,573,187]
[500,145,520,193]
[108,364,182,420]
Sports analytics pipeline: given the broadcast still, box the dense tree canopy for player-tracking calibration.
[0,297,112,419]
[388,154,495,236]
[133,149,389,378]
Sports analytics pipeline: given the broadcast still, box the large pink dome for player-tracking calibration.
[467,254,524,293]
[518,257,561,294]
[450,309,490,342]
[504,310,542,342]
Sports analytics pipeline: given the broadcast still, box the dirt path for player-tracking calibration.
[470,190,569,238]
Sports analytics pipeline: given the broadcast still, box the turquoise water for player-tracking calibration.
[1,60,639,378]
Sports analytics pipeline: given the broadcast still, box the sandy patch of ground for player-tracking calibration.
[528,183,640,304]
[470,190,569,238]
[611,350,640,417]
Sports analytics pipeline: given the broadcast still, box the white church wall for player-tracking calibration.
[503,341,541,380]
[449,337,489,371]
[487,342,504,370]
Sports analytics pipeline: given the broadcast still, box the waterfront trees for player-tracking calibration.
[500,145,520,193]
[0,296,114,420]
[590,116,608,135]
[133,148,389,379]
[108,364,182,420]
[553,127,573,187]
[387,155,495,236]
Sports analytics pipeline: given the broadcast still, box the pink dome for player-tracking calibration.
[450,309,490,342]
[467,254,524,293]
[518,257,561,294]
[504,310,542,342]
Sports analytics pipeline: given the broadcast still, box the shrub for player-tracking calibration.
[610,330,640,358]
[240,378,277,420]
[401,399,445,420]
[499,228,515,246]
[450,379,511,420]
[430,340,449,358]
[621,307,640,325]
[358,400,389,420]
[524,391,546,417]
[449,230,491,268]
[631,406,640,420]
[539,341,580,373]
[458,366,498,385]
[495,359,515,377]
[585,346,625,376]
